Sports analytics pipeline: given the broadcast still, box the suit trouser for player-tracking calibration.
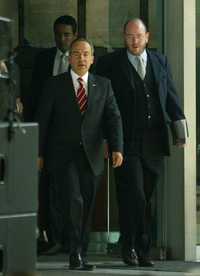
[38,169,52,241]
[115,154,164,255]
[47,148,100,255]
[46,167,70,248]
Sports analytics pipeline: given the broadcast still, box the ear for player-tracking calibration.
[68,55,72,65]
[91,55,94,65]
[146,32,150,43]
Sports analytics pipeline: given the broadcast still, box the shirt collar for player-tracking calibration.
[127,49,147,64]
[70,69,89,84]
[56,48,69,57]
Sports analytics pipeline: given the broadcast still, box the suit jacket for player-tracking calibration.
[96,48,186,155]
[28,47,57,120]
[35,72,123,176]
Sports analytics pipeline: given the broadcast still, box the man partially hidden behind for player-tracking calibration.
[30,15,77,254]
[30,15,77,121]
[35,38,123,270]
[96,18,187,267]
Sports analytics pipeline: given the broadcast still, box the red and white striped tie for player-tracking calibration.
[77,77,87,114]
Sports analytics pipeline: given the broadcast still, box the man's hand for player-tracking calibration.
[38,157,44,171]
[0,60,8,74]
[16,97,23,114]
[175,138,186,148]
[112,152,123,168]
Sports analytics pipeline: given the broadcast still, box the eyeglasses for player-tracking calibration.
[63,32,74,38]
[125,33,145,40]
[70,51,91,58]
[55,32,74,38]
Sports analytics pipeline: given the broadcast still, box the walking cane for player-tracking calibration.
[106,156,110,251]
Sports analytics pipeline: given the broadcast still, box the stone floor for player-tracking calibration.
[36,254,200,276]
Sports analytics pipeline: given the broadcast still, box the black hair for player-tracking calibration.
[53,15,77,34]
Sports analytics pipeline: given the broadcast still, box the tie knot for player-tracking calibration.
[57,53,68,75]
[78,77,84,87]
[136,55,143,63]
[78,77,83,83]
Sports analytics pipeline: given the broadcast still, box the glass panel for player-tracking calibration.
[148,0,164,51]
[24,0,77,47]
[86,0,164,51]
[86,0,140,49]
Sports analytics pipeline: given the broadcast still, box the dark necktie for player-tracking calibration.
[77,77,87,114]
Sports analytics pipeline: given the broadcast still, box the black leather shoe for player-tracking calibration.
[138,256,154,267]
[69,263,94,271]
[69,253,95,271]
[37,240,50,255]
[43,243,62,255]
[37,230,50,255]
[122,248,139,266]
[82,259,96,270]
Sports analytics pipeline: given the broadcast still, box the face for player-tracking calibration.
[69,41,94,76]
[54,24,76,52]
[124,20,149,55]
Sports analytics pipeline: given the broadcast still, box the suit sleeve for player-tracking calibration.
[103,79,123,153]
[163,56,185,121]
[95,55,112,79]
[34,78,55,157]
[164,56,188,140]
[28,51,49,121]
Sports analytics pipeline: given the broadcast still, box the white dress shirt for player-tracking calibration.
[53,48,69,76]
[70,69,88,96]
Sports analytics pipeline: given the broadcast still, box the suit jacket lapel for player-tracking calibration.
[147,50,166,85]
[120,49,136,90]
[49,47,57,75]
[63,73,97,117]
[147,50,168,110]
[62,73,82,115]
[120,49,166,90]
[87,74,97,113]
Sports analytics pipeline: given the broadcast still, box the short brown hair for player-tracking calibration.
[69,37,94,55]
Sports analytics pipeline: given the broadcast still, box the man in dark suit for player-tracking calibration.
[29,14,77,121]
[29,15,77,253]
[36,38,123,270]
[96,18,187,267]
